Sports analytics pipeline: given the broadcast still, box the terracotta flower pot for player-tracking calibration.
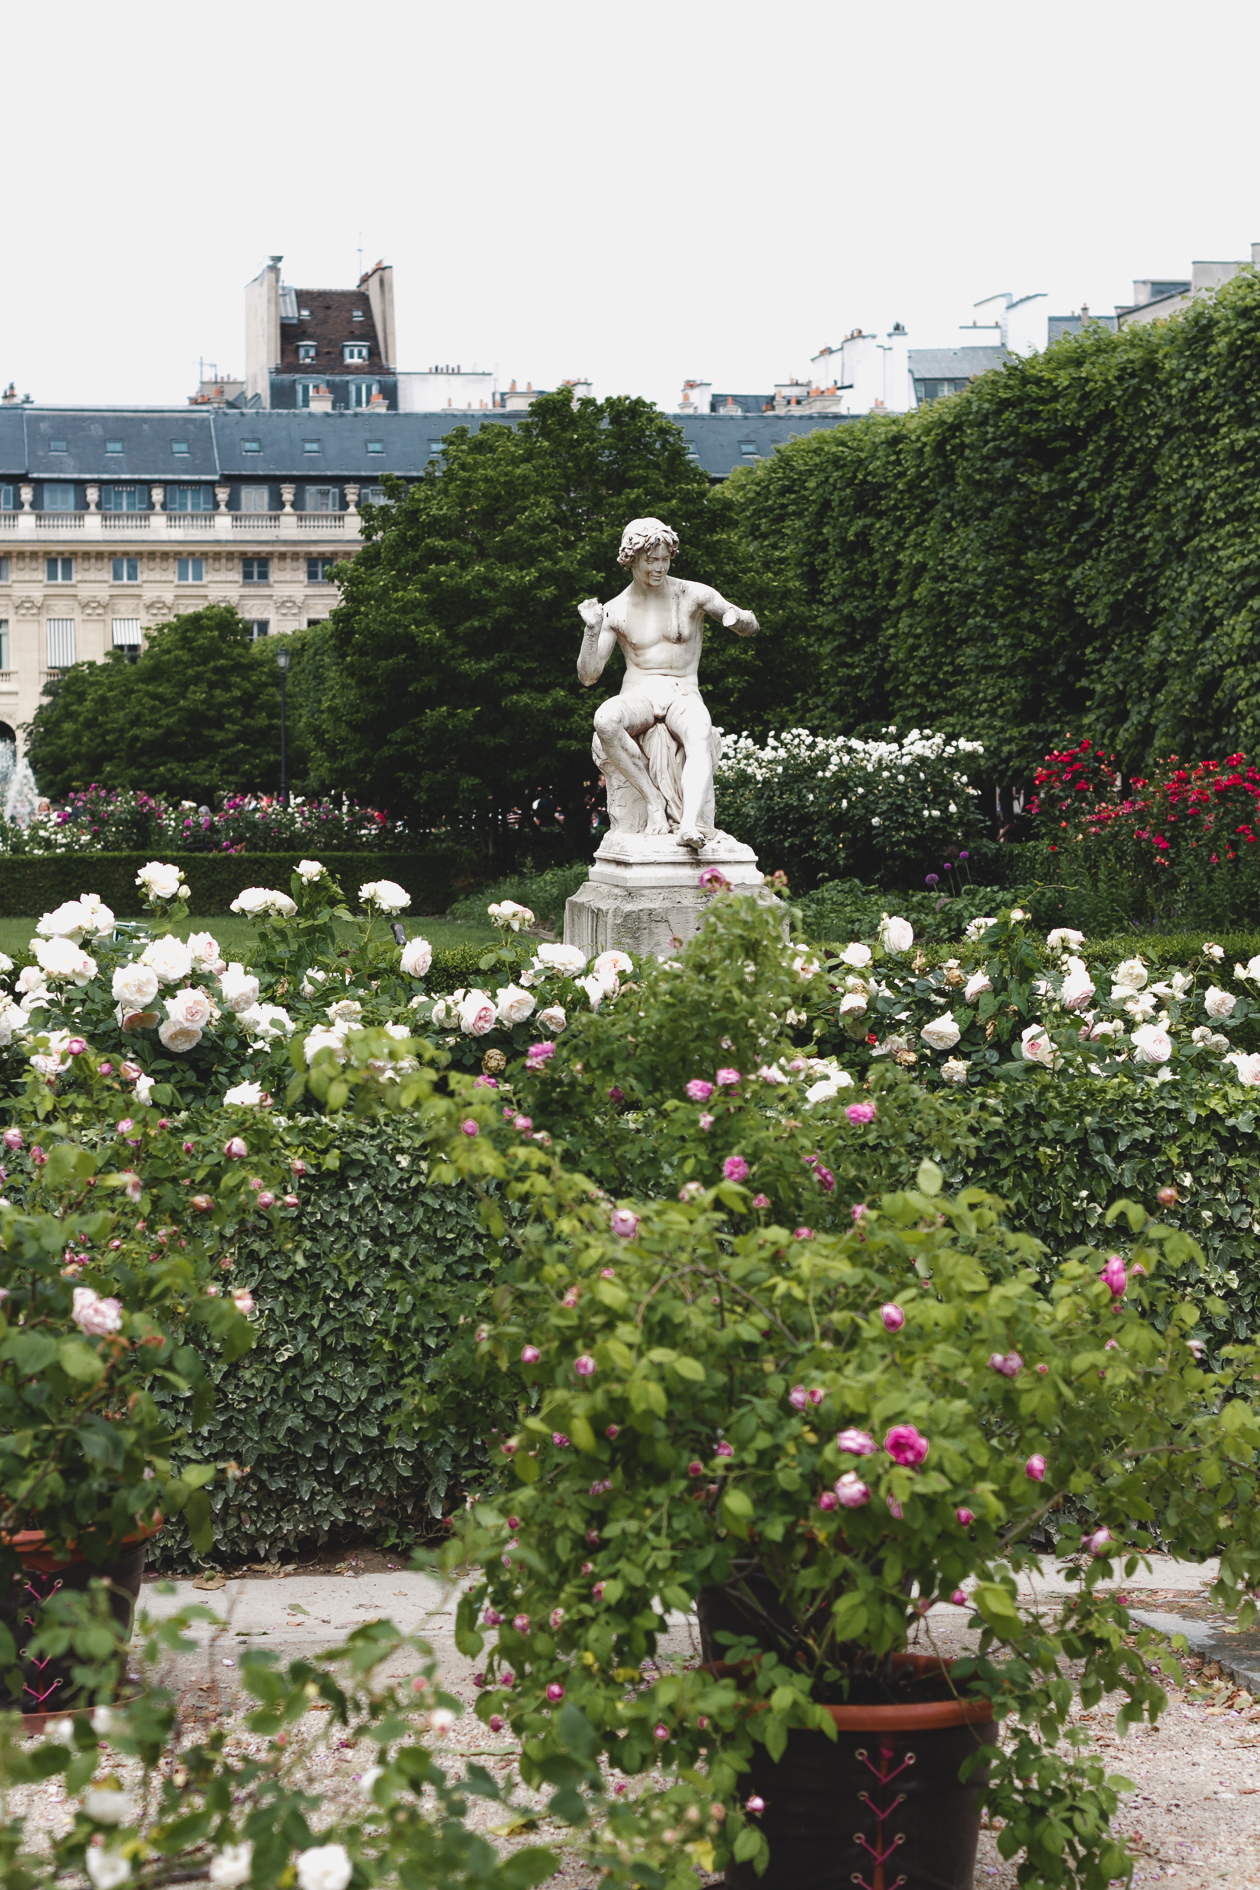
[0,1519,162,1729]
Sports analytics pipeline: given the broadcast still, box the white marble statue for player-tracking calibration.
[577,517,759,850]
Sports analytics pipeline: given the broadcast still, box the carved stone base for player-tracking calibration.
[563,829,766,960]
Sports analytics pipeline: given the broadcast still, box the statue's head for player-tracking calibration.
[618,518,679,580]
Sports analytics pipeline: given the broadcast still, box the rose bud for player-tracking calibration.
[521,1345,541,1364]
[880,1303,904,1332]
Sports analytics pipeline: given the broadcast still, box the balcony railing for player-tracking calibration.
[0,510,359,539]
[233,513,280,530]
[101,514,151,530]
[165,514,216,530]
[295,512,349,530]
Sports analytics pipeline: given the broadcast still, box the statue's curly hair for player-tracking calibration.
[617,517,680,567]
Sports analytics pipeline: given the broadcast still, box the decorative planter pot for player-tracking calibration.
[0,1522,160,1729]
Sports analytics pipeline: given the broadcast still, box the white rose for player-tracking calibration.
[166,986,214,1031]
[838,992,868,1016]
[209,1843,254,1888]
[359,879,409,913]
[296,1846,353,1890]
[1124,990,1157,1020]
[133,1073,154,1105]
[0,952,12,973]
[136,860,182,902]
[963,916,997,942]
[304,1023,349,1065]
[17,965,47,997]
[1235,955,1260,984]
[1226,1050,1260,1084]
[37,900,92,940]
[1020,1024,1057,1065]
[300,969,328,997]
[840,942,872,968]
[1203,941,1225,961]
[82,1787,136,1825]
[805,1072,855,1102]
[141,935,193,985]
[536,943,587,974]
[920,1015,961,1051]
[1204,985,1237,1020]
[879,914,914,953]
[793,954,821,980]
[1111,957,1147,993]
[241,1003,294,1040]
[496,983,536,1027]
[1089,1019,1124,1040]
[218,963,261,1014]
[459,989,497,1036]
[158,1019,203,1054]
[223,1079,265,1107]
[112,962,161,1010]
[86,1853,130,1890]
[327,997,362,1024]
[296,860,325,883]
[1131,1022,1172,1065]
[230,887,297,918]
[187,931,222,969]
[1060,958,1096,1012]
[1009,907,1027,922]
[963,970,992,1003]
[941,1058,969,1086]
[0,999,18,1048]
[400,936,433,978]
[537,1004,567,1032]
[35,936,96,984]
[593,949,634,978]
[79,895,115,938]
[1046,927,1085,953]
[488,900,535,930]
[582,972,610,1011]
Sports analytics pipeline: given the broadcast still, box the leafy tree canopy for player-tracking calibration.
[309,389,811,830]
[25,608,311,802]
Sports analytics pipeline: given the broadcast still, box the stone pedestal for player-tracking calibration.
[564,830,765,960]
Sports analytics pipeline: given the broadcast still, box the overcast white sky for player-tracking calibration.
[7,0,1260,414]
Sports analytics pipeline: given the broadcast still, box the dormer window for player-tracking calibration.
[298,307,311,319]
[343,343,369,364]
[351,310,365,322]
[297,343,317,363]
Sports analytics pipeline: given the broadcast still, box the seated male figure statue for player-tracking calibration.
[577,517,759,849]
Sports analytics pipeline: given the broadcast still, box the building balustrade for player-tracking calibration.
[0,510,358,539]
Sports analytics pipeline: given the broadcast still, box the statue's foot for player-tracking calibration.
[644,807,671,836]
[677,826,705,850]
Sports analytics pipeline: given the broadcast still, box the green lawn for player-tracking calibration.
[0,914,498,963]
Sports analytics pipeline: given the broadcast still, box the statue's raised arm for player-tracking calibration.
[577,516,758,851]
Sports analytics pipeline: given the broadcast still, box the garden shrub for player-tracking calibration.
[796,876,1021,946]
[0,786,410,859]
[446,860,590,931]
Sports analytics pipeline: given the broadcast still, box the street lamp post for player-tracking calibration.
[276,642,291,807]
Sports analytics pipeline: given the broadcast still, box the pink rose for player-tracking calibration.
[461,1119,479,1137]
[837,1428,875,1456]
[834,1472,870,1508]
[723,1155,749,1182]
[1025,1454,1047,1482]
[2,1129,21,1150]
[611,1209,639,1238]
[72,1287,123,1338]
[788,1385,809,1411]
[1100,1255,1127,1298]
[714,1440,733,1457]
[794,1226,814,1241]
[884,1424,929,1467]
[886,1494,903,1520]
[846,1102,876,1125]
[521,1345,541,1364]
[745,1795,766,1815]
[699,1113,715,1131]
[818,1491,839,1511]
[956,1507,975,1526]
[880,1303,904,1332]
[513,1614,530,1632]
[1085,1526,1112,1557]
[950,1589,968,1607]
[574,1354,596,1377]
[752,1193,769,1208]
[686,1079,714,1102]
[715,1068,741,1087]
[546,1683,565,1702]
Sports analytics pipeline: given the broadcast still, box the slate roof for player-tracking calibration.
[280,287,386,374]
[907,347,1008,382]
[0,406,859,484]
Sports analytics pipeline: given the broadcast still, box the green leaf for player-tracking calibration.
[671,1355,706,1382]
[56,1337,105,1383]
[830,1591,868,1640]
[568,1415,598,1455]
[513,1453,541,1484]
[917,1159,943,1196]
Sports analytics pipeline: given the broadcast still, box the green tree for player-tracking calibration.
[310,389,811,842]
[25,608,312,801]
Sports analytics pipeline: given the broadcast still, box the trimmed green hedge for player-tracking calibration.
[0,851,473,918]
[153,1117,511,1569]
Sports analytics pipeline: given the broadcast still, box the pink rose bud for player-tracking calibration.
[575,1354,596,1376]
[521,1345,540,1364]
[606,1424,620,1439]
[1100,1254,1126,1297]
[1036,1363,1049,1374]
[654,1723,669,1740]
[611,1208,640,1238]
[513,1614,530,1632]
[818,1490,839,1511]
[716,1068,741,1087]
[686,1079,714,1102]
[794,1226,814,1241]
[1157,1185,1178,1208]
[846,1102,876,1125]
[592,1581,605,1600]
[699,1112,715,1131]
[1187,1338,1205,1358]
[291,1160,307,1177]
[461,1119,479,1137]
[688,1461,705,1477]
[752,1193,770,1208]
[745,1795,766,1815]
[834,1472,870,1508]
[600,1267,615,1278]
[956,1507,975,1526]
[232,1291,255,1314]
[67,1038,86,1056]
[283,1193,299,1208]
[472,1671,485,1687]
[807,1387,824,1406]
[224,1137,247,1160]
[483,1608,503,1626]
[884,1423,929,1466]
[788,1385,809,1411]
[552,1432,570,1448]
[1085,1526,1112,1557]
[256,1191,275,1209]
[2,1129,21,1151]
[1105,1338,1118,1351]
[550,1609,564,1628]
[99,1062,113,1075]
[1025,1454,1047,1482]
[1132,1262,1147,1276]
[851,1203,867,1221]
[715,1439,733,1456]
[723,1154,749,1183]
[950,1589,968,1607]
[507,1516,520,1529]
[489,1714,505,1732]
[586,1528,599,1544]
[880,1303,904,1332]
[501,1440,517,1455]
[513,1115,532,1132]
[886,1494,903,1520]
[837,1428,875,1455]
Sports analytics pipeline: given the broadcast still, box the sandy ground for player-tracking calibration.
[8,1554,1260,1888]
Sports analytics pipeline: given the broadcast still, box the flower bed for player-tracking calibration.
[0,787,407,857]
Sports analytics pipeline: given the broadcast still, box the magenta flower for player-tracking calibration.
[1025,1453,1047,1482]
[608,1086,625,1103]
[699,1112,715,1131]
[483,1607,503,1626]
[223,1136,247,1160]
[546,1683,565,1702]
[752,1192,769,1208]
[788,1385,809,1411]
[814,1165,835,1193]
[950,1588,968,1607]
[513,1613,530,1632]
[526,1041,555,1066]
[461,1119,479,1137]
[687,1460,704,1477]
[989,1351,1023,1377]
[574,1354,596,1377]
[846,1102,876,1126]
[714,1439,733,1457]
[653,1723,670,1741]
[1084,1526,1112,1557]
[606,1424,620,1439]
[715,1067,741,1087]
[880,1303,904,1333]
[521,1344,541,1364]
[745,1795,766,1815]
[513,1114,532,1132]
[611,1208,639,1238]
[851,1202,867,1221]
[807,1387,824,1406]
[723,1154,750,1182]
[834,1472,870,1508]
[592,1581,605,1600]
[552,1432,570,1448]
[884,1424,929,1467]
[699,867,730,890]
[837,1428,875,1456]
[1100,1254,1127,1298]
[818,1490,839,1511]
[550,1608,564,1628]
[67,1038,86,1057]
[886,1493,904,1520]
[686,1079,714,1102]
[794,1226,814,1241]
[955,1507,975,1526]
[489,1714,505,1732]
